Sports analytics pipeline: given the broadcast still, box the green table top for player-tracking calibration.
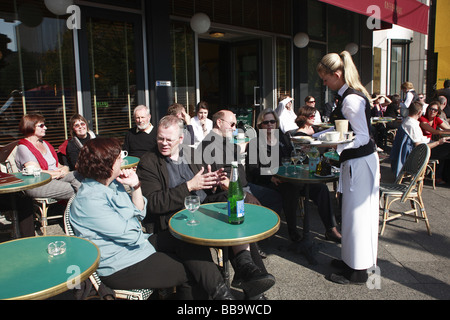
[169,203,280,247]
[121,156,140,169]
[274,165,339,184]
[0,235,100,300]
[0,172,51,194]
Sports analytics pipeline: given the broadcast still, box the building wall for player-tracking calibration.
[435,0,450,87]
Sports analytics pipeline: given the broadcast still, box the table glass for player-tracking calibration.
[121,156,140,169]
[0,235,100,300]
[169,202,280,247]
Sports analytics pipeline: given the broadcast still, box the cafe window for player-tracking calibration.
[0,0,76,147]
[390,42,409,95]
[170,21,196,114]
[276,37,292,100]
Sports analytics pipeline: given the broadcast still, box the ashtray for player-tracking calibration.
[47,241,66,256]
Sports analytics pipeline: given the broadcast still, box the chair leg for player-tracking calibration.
[39,202,48,236]
[380,195,389,235]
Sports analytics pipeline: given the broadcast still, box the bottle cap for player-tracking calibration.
[231,161,238,167]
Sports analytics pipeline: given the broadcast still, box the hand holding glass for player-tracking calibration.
[185,195,200,226]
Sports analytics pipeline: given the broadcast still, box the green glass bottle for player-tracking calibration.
[228,161,245,224]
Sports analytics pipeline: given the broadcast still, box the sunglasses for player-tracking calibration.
[220,119,236,127]
[74,122,87,128]
[308,100,316,103]
[36,123,46,128]
[429,108,439,112]
[261,120,276,125]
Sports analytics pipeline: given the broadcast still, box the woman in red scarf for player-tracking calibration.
[15,114,81,199]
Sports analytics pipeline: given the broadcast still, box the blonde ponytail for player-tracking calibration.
[317,51,370,101]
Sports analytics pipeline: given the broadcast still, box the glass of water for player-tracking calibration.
[184,195,200,226]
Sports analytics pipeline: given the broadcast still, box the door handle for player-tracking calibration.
[254,86,260,106]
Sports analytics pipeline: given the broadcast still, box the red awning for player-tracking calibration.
[319,0,429,34]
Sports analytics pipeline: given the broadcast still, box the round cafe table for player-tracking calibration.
[169,202,280,284]
[0,172,52,238]
[121,156,140,169]
[0,235,100,300]
[275,165,339,264]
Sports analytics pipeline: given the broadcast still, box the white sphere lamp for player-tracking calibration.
[293,32,309,48]
[345,42,359,55]
[44,0,74,15]
[190,13,211,34]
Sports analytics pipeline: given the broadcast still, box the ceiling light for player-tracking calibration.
[209,32,225,38]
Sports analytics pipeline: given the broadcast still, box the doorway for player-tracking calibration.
[198,37,262,125]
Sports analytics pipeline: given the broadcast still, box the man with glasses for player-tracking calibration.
[123,105,157,158]
[137,115,276,299]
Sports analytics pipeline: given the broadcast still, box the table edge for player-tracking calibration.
[3,236,100,300]
[169,203,280,247]
[0,173,52,194]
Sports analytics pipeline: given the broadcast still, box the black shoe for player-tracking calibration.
[212,282,235,300]
[233,250,275,297]
[247,293,268,300]
[328,270,367,285]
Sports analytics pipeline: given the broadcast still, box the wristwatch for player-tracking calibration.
[131,181,141,191]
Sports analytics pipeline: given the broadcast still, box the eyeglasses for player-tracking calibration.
[36,123,46,128]
[429,108,439,112]
[261,120,276,125]
[308,100,316,103]
[74,122,86,128]
[220,119,236,127]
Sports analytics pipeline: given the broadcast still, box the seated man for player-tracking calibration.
[137,115,275,299]
[123,105,157,158]
[197,109,283,215]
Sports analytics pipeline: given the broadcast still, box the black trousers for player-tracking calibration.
[100,230,223,299]
[274,182,337,233]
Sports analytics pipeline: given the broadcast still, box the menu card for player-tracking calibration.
[0,172,23,186]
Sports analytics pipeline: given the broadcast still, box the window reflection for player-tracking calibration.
[0,0,76,147]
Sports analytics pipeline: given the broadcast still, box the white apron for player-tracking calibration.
[338,152,380,270]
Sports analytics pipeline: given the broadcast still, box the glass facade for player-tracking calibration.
[86,17,138,138]
[170,20,195,114]
[0,0,76,147]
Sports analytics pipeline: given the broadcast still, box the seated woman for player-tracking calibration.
[289,105,320,137]
[246,108,341,243]
[70,137,233,300]
[419,101,450,183]
[15,114,81,200]
[66,114,96,171]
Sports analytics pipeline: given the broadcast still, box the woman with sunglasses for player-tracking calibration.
[419,101,450,140]
[66,114,97,171]
[15,114,81,200]
[245,108,341,243]
[289,105,320,137]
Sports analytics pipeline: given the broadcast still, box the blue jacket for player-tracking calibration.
[390,126,414,178]
[70,179,154,277]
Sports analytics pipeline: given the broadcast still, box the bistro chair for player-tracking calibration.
[425,158,439,189]
[379,143,431,235]
[63,195,153,300]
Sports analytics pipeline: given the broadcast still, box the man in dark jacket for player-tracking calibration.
[137,115,275,299]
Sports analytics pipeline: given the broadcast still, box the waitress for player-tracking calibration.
[317,51,380,285]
